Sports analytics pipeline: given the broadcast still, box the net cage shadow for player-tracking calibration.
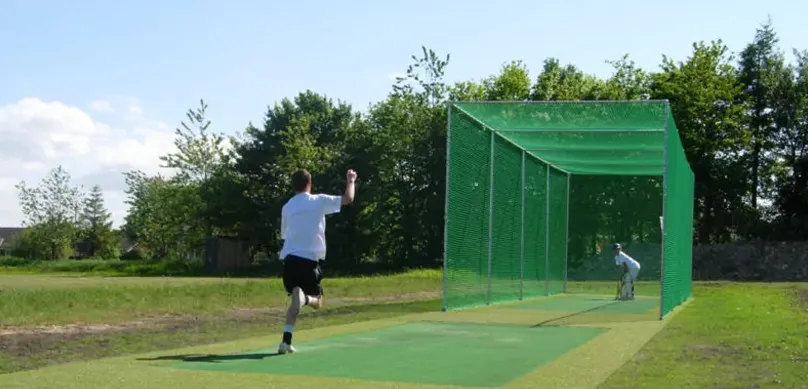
[442,100,694,320]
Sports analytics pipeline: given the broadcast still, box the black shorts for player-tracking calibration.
[282,255,323,297]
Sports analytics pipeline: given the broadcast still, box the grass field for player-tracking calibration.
[600,282,808,388]
[0,270,440,326]
[1,270,806,388]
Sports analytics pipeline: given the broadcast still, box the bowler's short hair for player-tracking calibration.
[291,169,311,192]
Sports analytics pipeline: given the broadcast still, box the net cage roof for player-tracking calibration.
[450,100,687,176]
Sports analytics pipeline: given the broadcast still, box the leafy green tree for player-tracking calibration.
[602,54,652,100]
[449,80,487,101]
[651,41,749,243]
[531,58,605,101]
[229,91,360,262]
[122,171,205,259]
[483,60,532,100]
[15,166,84,260]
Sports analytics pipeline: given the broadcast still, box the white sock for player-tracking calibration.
[284,324,294,333]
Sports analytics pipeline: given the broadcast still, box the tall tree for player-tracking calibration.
[160,99,228,183]
[160,99,230,238]
[372,46,450,267]
[772,50,808,237]
[393,46,450,107]
[738,20,786,210]
[79,185,120,258]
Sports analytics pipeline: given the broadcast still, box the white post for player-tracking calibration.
[545,164,551,296]
[487,131,495,305]
[520,151,526,301]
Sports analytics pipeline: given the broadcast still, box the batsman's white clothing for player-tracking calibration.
[280,193,342,262]
[615,251,640,299]
[615,251,641,280]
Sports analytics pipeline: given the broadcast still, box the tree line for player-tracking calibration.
[10,21,808,271]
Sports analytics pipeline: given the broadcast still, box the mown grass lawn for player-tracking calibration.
[601,282,808,388]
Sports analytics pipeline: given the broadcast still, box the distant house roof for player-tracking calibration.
[0,227,25,247]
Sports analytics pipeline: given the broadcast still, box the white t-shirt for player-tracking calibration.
[615,251,641,272]
[280,193,342,262]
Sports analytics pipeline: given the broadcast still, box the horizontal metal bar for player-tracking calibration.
[526,147,664,152]
[496,128,664,133]
[560,169,662,178]
[449,99,670,105]
[550,161,666,167]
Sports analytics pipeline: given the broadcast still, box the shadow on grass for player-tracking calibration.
[137,353,281,363]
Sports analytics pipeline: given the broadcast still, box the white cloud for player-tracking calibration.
[89,100,114,113]
[128,105,144,116]
[0,98,177,227]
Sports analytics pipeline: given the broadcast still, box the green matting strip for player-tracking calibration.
[171,321,607,388]
[511,294,660,314]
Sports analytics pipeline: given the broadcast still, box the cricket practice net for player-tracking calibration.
[442,101,694,319]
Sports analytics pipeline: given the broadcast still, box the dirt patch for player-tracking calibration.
[0,313,261,373]
[791,286,808,308]
[0,291,439,338]
[683,343,742,358]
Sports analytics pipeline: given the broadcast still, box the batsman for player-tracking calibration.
[612,243,641,300]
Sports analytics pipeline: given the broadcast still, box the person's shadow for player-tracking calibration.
[137,353,280,363]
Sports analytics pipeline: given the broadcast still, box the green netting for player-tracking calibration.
[490,135,523,304]
[444,106,490,309]
[548,169,567,295]
[662,112,695,316]
[522,157,548,299]
[443,101,694,320]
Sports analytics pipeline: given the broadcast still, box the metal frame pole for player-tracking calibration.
[441,103,452,312]
[487,131,495,306]
[564,172,570,294]
[545,164,551,296]
[659,105,670,321]
[520,151,526,301]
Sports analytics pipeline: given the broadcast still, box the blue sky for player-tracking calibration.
[0,0,805,227]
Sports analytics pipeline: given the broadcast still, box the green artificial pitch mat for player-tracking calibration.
[170,321,607,387]
[512,295,659,315]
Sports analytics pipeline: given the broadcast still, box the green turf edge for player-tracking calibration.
[506,298,693,389]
